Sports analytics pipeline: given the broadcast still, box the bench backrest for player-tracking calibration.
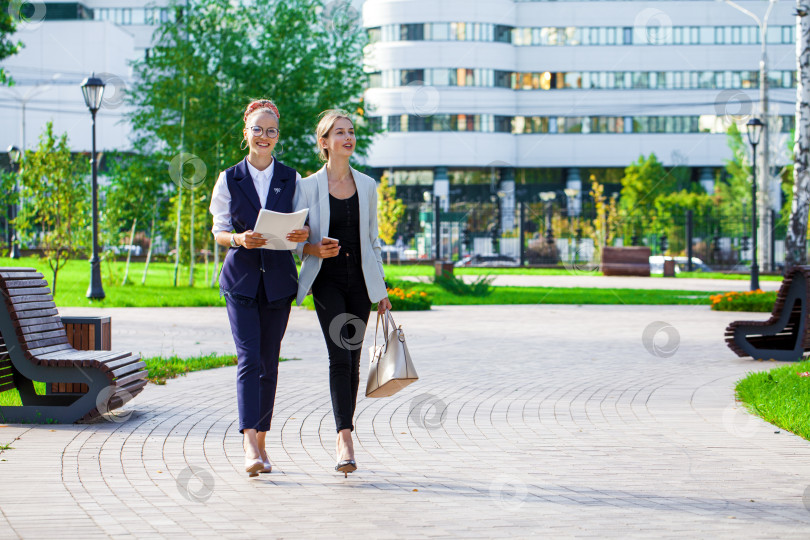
[0,268,71,359]
[602,246,651,265]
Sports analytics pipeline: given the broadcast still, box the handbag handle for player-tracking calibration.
[373,310,391,354]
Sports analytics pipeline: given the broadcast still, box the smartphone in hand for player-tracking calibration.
[322,236,339,245]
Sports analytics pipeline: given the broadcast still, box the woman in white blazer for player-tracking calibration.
[293,109,391,477]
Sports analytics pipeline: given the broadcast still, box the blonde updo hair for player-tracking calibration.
[316,109,353,162]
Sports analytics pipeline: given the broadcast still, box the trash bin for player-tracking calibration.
[663,259,676,277]
[435,261,454,279]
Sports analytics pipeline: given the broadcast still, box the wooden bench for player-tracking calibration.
[725,265,810,362]
[601,246,651,277]
[0,267,146,423]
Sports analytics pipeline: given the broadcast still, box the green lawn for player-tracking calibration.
[0,256,225,308]
[677,271,783,281]
[736,358,810,441]
[300,284,716,308]
[0,256,731,308]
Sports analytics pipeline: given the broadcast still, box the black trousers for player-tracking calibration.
[312,251,372,432]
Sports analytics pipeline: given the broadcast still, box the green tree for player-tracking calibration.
[589,178,619,257]
[377,172,405,247]
[715,123,751,235]
[617,153,675,241]
[17,122,89,294]
[102,152,169,284]
[127,0,376,285]
[0,1,22,85]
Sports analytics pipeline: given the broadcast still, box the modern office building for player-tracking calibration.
[0,0,168,154]
[361,0,797,229]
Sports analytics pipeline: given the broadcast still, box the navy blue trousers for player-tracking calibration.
[225,280,292,433]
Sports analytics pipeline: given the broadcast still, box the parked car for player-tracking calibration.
[454,254,519,267]
[649,255,711,274]
[110,244,143,256]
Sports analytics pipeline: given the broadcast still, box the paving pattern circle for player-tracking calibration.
[1,305,809,538]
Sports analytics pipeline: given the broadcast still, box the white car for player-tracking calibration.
[649,256,711,274]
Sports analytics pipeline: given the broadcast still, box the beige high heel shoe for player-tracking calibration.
[244,441,263,477]
[259,449,272,474]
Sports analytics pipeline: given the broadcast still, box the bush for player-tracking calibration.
[434,273,494,297]
[710,290,776,312]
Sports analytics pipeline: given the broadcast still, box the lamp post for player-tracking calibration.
[6,145,21,259]
[81,73,106,300]
[723,0,777,269]
[746,117,764,291]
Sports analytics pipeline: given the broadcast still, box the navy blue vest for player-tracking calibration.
[218,158,298,303]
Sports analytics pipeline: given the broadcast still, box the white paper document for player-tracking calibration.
[253,208,309,250]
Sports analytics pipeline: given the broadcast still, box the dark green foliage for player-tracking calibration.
[433,273,494,297]
[0,2,22,85]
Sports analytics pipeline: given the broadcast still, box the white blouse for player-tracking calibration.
[209,158,302,235]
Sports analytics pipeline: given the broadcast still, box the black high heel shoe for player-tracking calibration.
[335,459,357,478]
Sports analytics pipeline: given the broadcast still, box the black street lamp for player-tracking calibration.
[6,145,21,259]
[81,74,106,300]
[746,117,764,291]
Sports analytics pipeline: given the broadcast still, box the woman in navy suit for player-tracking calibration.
[209,99,308,477]
[293,110,392,477]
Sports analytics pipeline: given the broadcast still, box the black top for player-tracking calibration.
[328,191,361,256]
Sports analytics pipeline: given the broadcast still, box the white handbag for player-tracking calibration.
[365,310,418,398]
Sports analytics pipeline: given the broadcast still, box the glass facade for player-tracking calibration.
[370,69,796,90]
[370,23,795,46]
[94,6,171,25]
[371,114,795,134]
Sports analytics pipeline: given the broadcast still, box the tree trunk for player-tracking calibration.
[189,188,195,287]
[142,203,157,285]
[786,4,810,272]
[211,241,219,288]
[122,218,137,286]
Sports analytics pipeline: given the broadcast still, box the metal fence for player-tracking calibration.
[403,200,793,272]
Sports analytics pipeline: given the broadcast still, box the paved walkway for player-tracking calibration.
[402,274,782,292]
[1,305,809,538]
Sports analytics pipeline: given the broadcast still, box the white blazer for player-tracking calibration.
[293,165,387,306]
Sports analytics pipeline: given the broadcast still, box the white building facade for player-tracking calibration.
[362,0,797,220]
[0,0,168,154]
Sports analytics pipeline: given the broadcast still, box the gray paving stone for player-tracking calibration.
[1,305,809,538]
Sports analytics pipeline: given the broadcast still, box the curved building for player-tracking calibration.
[362,0,796,218]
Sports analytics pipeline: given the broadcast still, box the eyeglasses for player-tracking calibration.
[249,126,279,138]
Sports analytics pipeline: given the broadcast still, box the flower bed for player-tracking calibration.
[385,285,431,311]
[710,289,777,312]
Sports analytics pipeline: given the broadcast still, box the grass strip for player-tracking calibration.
[736,358,810,441]
[299,285,717,308]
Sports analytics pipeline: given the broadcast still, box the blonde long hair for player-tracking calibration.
[316,109,353,162]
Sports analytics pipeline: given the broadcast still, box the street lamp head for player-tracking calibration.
[746,117,764,146]
[81,73,106,112]
[6,145,21,164]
